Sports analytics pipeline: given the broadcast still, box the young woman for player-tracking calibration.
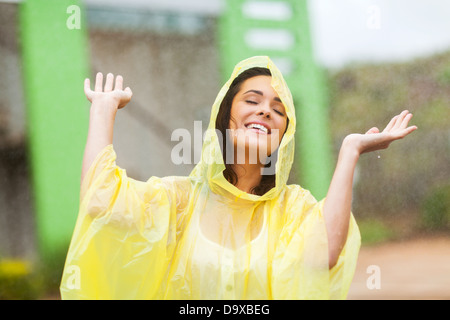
[60,56,417,299]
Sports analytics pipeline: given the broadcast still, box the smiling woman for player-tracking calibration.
[61,56,416,300]
[215,67,288,195]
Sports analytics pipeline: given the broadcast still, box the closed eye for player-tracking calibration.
[274,110,284,116]
[272,106,285,116]
[245,100,258,105]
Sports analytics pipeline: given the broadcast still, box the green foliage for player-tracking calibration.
[437,66,450,85]
[0,251,67,299]
[358,219,395,245]
[0,259,44,300]
[421,185,450,231]
[328,51,450,229]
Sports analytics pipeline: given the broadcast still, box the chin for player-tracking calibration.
[233,137,275,165]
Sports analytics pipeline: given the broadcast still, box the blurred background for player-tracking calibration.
[0,0,449,299]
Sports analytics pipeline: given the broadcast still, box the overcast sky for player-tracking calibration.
[83,0,450,68]
[309,0,450,68]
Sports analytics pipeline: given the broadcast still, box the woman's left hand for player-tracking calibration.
[343,110,418,155]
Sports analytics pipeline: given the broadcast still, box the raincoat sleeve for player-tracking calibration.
[271,186,360,300]
[60,144,189,299]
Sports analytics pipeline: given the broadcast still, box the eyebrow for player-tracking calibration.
[243,89,282,103]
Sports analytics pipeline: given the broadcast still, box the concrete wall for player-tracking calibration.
[88,26,221,180]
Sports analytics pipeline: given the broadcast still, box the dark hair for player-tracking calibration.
[215,67,285,196]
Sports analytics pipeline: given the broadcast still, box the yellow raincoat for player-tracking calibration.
[60,56,360,300]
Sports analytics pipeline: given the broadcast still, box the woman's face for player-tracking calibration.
[229,75,288,164]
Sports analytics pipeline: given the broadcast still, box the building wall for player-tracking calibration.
[88,26,221,180]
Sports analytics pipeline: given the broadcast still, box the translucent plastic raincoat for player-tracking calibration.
[60,56,360,300]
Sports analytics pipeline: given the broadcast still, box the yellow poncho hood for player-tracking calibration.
[60,56,360,300]
[190,56,296,202]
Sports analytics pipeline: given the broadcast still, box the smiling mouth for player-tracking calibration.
[245,123,270,134]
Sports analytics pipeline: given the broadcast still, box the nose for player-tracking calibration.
[257,102,271,119]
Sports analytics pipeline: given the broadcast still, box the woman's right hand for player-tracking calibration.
[84,72,133,109]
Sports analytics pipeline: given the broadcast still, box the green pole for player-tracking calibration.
[290,0,333,199]
[19,0,90,259]
[218,0,333,199]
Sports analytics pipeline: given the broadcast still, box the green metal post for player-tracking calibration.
[19,0,90,259]
[218,0,333,199]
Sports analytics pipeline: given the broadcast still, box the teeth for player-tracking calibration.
[246,123,268,133]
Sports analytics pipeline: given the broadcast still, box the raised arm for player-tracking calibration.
[323,110,417,268]
[81,72,132,186]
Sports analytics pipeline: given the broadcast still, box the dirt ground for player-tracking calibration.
[347,236,450,300]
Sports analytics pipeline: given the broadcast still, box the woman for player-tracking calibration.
[60,56,417,299]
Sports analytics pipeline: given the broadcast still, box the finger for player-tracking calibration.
[104,73,114,92]
[400,125,418,138]
[114,75,123,91]
[84,78,91,93]
[124,86,132,97]
[399,112,413,129]
[389,124,418,141]
[84,78,92,100]
[95,72,103,92]
[365,127,379,134]
[117,87,133,109]
[393,110,409,130]
[382,115,398,133]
